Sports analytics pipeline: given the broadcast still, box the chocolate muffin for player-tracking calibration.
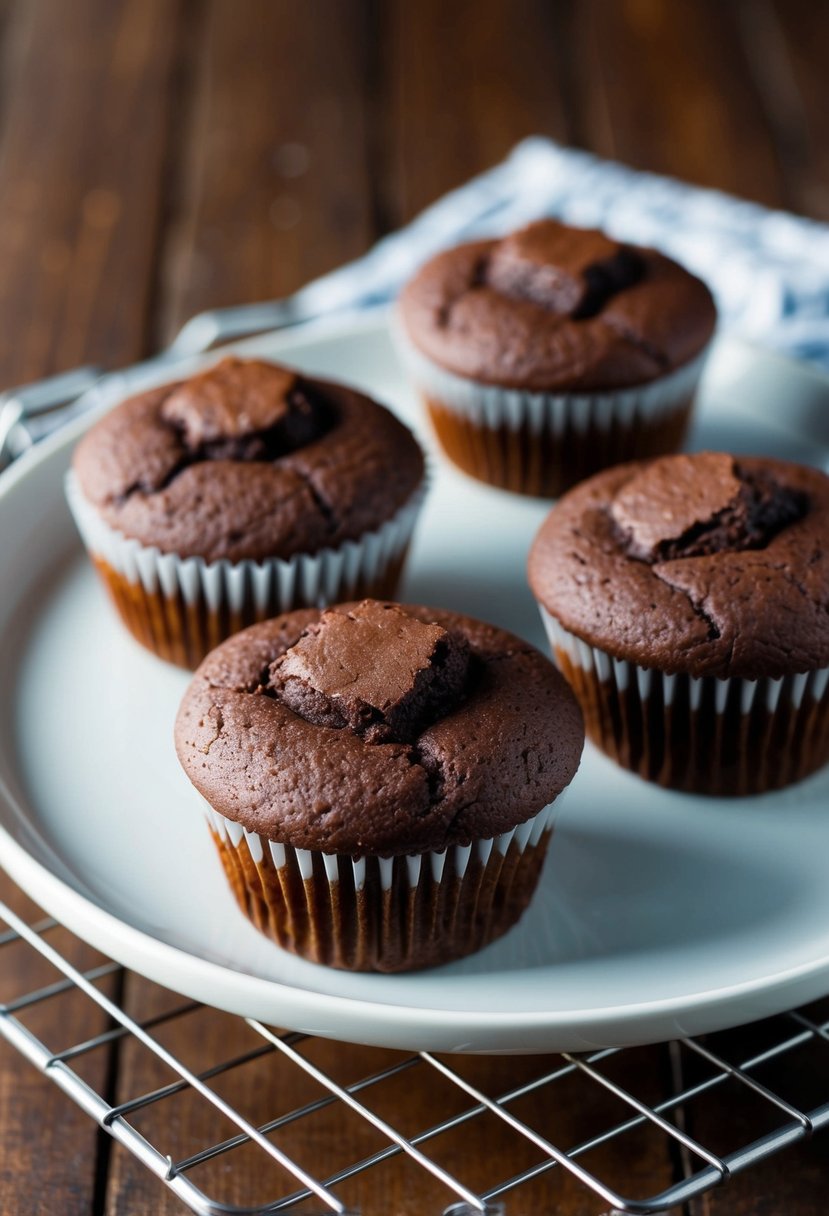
[397,219,716,497]
[67,357,426,667]
[174,599,584,971]
[528,452,829,796]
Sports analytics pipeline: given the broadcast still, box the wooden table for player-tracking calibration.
[1,2,828,1212]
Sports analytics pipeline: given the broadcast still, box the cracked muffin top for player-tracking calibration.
[528,453,829,680]
[398,219,717,392]
[72,357,425,563]
[174,600,584,856]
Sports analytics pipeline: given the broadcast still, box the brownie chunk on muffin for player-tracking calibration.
[609,451,807,565]
[161,359,323,458]
[270,601,470,743]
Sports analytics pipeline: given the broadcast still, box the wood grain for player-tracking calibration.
[572,0,788,206]
[0,1,181,1212]
[156,0,374,344]
[381,0,573,226]
[0,892,118,1216]
[748,0,829,220]
[0,0,182,385]
[682,1007,829,1216]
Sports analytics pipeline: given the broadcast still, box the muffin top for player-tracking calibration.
[175,600,584,856]
[529,453,829,680]
[398,219,717,392]
[72,357,424,563]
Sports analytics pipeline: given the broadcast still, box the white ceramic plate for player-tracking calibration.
[1,311,829,1054]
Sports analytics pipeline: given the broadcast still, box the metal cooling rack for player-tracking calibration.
[1,891,828,1216]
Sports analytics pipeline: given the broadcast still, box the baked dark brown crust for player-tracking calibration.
[175,601,584,855]
[528,453,829,680]
[399,220,717,391]
[72,357,424,563]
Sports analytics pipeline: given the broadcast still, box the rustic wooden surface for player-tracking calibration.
[1,0,829,1212]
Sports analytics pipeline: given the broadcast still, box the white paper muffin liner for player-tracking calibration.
[396,327,710,432]
[65,470,425,667]
[539,606,829,796]
[394,321,711,496]
[206,799,557,972]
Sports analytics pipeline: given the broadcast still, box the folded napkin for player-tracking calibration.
[306,136,829,371]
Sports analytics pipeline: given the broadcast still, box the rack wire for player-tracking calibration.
[1,890,828,1215]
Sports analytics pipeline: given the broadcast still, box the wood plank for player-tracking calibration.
[683,1005,829,1216]
[0,889,119,1216]
[382,0,573,227]
[157,0,374,344]
[0,0,184,1204]
[0,1,182,1212]
[742,0,829,220]
[572,0,788,206]
[0,0,182,386]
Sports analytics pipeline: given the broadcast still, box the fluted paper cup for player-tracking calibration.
[396,325,710,498]
[539,607,829,797]
[205,800,558,972]
[66,470,426,669]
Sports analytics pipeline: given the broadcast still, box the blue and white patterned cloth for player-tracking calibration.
[298,136,829,372]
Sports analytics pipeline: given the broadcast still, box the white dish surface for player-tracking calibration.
[1,311,829,1053]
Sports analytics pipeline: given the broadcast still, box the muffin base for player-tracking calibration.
[426,395,692,498]
[66,471,424,668]
[207,804,556,972]
[395,324,709,498]
[541,609,829,797]
[92,549,408,669]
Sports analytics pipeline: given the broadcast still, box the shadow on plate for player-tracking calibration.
[448,821,805,976]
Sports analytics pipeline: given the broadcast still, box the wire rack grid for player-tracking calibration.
[1,891,829,1216]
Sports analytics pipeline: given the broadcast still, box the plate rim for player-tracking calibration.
[2,309,829,1051]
